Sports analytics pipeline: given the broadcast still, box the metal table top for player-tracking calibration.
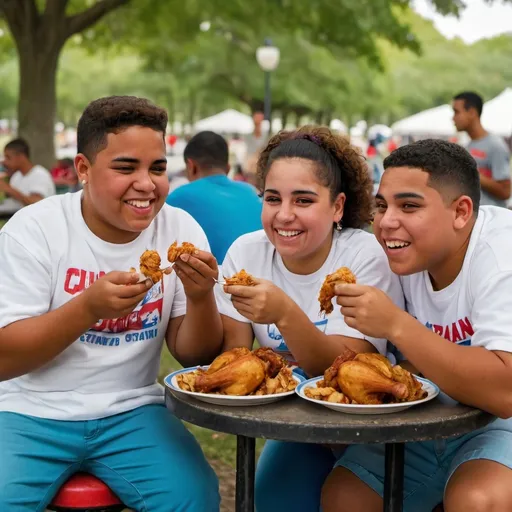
[166,390,495,444]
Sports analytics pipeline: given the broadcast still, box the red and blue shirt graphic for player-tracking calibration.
[425,316,474,346]
[65,267,164,346]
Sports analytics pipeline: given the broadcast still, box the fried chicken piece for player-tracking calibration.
[354,353,394,379]
[323,348,357,389]
[140,250,163,283]
[253,347,286,378]
[224,269,257,286]
[337,360,409,405]
[304,386,351,404]
[176,368,206,392]
[194,354,266,395]
[254,366,297,395]
[318,267,357,314]
[391,365,427,402]
[167,241,197,263]
[207,347,251,374]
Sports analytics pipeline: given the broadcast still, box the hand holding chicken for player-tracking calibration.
[335,283,407,340]
[224,278,294,325]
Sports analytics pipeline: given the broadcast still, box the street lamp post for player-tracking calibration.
[256,39,280,129]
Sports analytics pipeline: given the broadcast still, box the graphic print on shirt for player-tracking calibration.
[266,318,328,357]
[64,267,163,347]
[425,317,474,346]
[469,148,491,178]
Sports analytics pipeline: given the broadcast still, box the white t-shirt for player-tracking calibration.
[401,206,512,354]
[0,165,56,213]
[400,206,512,427]
[0,192,209,420]
[216,229,404,363]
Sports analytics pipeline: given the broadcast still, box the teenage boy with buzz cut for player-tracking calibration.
[0,96,222,511]
[323,139,512,512]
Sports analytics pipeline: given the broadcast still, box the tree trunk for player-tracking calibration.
[17,42,61,170]
[281,110,289,129]
[2,0,131,169]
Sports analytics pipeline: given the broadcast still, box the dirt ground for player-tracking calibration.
[210,458,236,512]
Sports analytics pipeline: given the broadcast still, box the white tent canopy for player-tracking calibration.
[368,124,392,139]
[391,104,456,137]
[194,109,254,134]
[330,119,348,133]
[482,88,512,137]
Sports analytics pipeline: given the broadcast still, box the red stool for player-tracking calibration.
[47,472,125,511]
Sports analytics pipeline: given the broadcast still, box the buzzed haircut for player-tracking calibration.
[77,96,168,162]
[5,138,30,158]
[453,91,484,117]
[184,131,229,171]
[383,139,481,212]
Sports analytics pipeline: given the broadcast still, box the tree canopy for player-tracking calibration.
[1,0,511,165]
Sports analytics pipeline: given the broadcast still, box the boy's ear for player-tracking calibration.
[453,195,474,230]
[74,154,91,183]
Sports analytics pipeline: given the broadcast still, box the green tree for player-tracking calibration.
[1,0,492,167]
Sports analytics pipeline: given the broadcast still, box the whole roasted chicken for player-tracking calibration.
[306,351,427,405]
[195,354,266,395]
[177,347,295,396]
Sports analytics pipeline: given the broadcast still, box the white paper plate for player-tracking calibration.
[165,366,304,406]
[296,375,439,415]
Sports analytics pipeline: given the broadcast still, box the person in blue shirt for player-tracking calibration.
[166,131,262,262]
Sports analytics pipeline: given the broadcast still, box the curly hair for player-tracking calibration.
[77,96,168,162]
[257,125,373,228]
[384,139,480,212]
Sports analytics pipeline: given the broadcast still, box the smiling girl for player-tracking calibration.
[215,125,404,511]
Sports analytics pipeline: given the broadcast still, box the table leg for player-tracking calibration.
[236,435,255,512]
[383,442,405,512]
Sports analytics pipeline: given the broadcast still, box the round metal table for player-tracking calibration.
[165,390,495,512]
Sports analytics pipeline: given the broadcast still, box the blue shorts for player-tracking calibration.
[335,418,512,512]
[256,440,335,512]
[0,404,220,512]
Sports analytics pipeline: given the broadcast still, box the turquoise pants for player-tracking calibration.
[0,404,220,511]
[255,440,335,512]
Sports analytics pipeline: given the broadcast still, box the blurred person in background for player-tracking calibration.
[366,136,385,196]
[243,111,269,188]
[0,138,55,216]
[245,110,268,159]
[453,91,511,207]
[167,130,262,263]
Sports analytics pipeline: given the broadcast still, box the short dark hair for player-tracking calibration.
[257,125,373,229]
[453,91,484,117]
[184,131,229,171]
[5,138,30,158]
[77,96,168,162]
[383,139,480,212]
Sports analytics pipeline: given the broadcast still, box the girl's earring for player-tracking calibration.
[336,220,342,231]
[81,180,87,185]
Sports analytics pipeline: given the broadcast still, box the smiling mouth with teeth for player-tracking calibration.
[276,229,303,238]
[126,199,152,208]
[385,240,411,249]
